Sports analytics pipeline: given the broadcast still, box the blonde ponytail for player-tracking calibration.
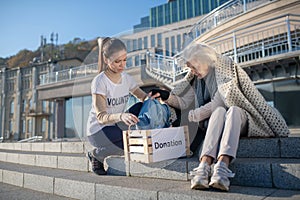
[97,37,110,73]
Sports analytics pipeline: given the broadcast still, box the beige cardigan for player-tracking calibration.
[215,55,289,137]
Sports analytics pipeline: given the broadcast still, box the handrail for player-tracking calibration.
[187,0,272,45]
[146,13,300,87]
[17,136,43,143]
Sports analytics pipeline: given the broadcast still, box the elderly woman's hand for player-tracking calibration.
[188,109,202,122]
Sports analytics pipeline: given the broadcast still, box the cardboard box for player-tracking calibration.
[123,126,190,163]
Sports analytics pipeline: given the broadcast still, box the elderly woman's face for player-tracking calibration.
[186,59,210,79]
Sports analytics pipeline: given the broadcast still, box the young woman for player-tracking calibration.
[86,37,147,175]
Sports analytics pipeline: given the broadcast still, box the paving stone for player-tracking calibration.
[36,154,57,168]
[230,159,273,188]
[44,142,62,152]
[6,153,19,164]
[96,184,157,200]
[31,143,45,152]
[21,143,32,151]
[272,162,300,190]
[0,152,7,162]
[0,182,75,200]
[61,142,84,153]
[54,178,95,200]
[158,185,277,200]
[57,155,88,171]
[237,138,280,158]
[265,189,300,199]
[19,154,36,166]
[2,170,23,187]
[24,173,54,194]
[129,158,188,180]
[280,137,300,158]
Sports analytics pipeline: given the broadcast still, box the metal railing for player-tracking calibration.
[146,14,300,87]
[205,14,300,63]
[17,136,43,143]
[188,0,271,42]
[39,63,98,85]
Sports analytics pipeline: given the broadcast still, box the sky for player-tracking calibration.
[0,0,167,58]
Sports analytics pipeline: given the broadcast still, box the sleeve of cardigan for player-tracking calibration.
[131,87,148,102]
[165,86,195,110]
[93,94,122,124]
[188,91,225,122]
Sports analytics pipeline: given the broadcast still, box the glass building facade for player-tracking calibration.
[134,0,229,32]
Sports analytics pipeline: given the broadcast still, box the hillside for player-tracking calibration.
[0,38,98,69]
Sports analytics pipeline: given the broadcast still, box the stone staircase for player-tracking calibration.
[0,137,299,200]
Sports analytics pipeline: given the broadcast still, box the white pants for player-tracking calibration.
[200,106,248,162]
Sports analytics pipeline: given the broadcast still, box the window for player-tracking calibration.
[41,118,46,133]
[135,55,140,67]
[22,99,27,112]
[126,40,132,52]
[138,38,143,50]
[22,120,26,133]
[126,57,133,68]
[10,100,14,114]
[151,34,155,47]
[133,39,137,51]
[143,36,148,49]
[28,119,32,133]
[9,120,13,132]
[165,38,170,56]
[171,36,176,56]
[177,34,182,51]
[42,101,47,112]
[157,33,162,47]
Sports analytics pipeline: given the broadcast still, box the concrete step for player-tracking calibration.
[0,149,90,172]
[0,141,85,154]
[0,161,299,200]
[105,156,300,190]
[0,137,299,158]
[0,182,76,200]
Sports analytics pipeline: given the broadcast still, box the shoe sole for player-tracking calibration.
[209,182,229,191]
[191,181,209,190]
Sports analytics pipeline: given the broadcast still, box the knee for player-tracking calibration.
[226,106,243,118]
[213,106,226,115]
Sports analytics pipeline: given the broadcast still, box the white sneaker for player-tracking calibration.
[209,161,235,191]
[190,162,211,189]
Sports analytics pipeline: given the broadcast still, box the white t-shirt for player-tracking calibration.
[86,72,138,136]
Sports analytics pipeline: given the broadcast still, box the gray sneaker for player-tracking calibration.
[190,162,211,189]
[209,161,235,191]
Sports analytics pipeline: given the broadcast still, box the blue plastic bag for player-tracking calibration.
[137,99,171,130]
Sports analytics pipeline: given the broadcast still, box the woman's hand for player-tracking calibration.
[120,113,139,126]
[188,109,200,122]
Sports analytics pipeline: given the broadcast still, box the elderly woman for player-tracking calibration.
[179,43,290,191]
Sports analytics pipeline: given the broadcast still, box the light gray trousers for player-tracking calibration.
[200,106,248,162]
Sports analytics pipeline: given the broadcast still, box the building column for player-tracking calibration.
[0,68,6,139]
[55,99,65,139]
[15,68,22,140]
[31,66,37,137]
[49,101,55,140]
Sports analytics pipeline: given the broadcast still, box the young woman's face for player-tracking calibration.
[186,59,210,79]
[106,50,127,73]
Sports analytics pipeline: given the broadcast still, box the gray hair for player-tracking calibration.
[182,43,218,67]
